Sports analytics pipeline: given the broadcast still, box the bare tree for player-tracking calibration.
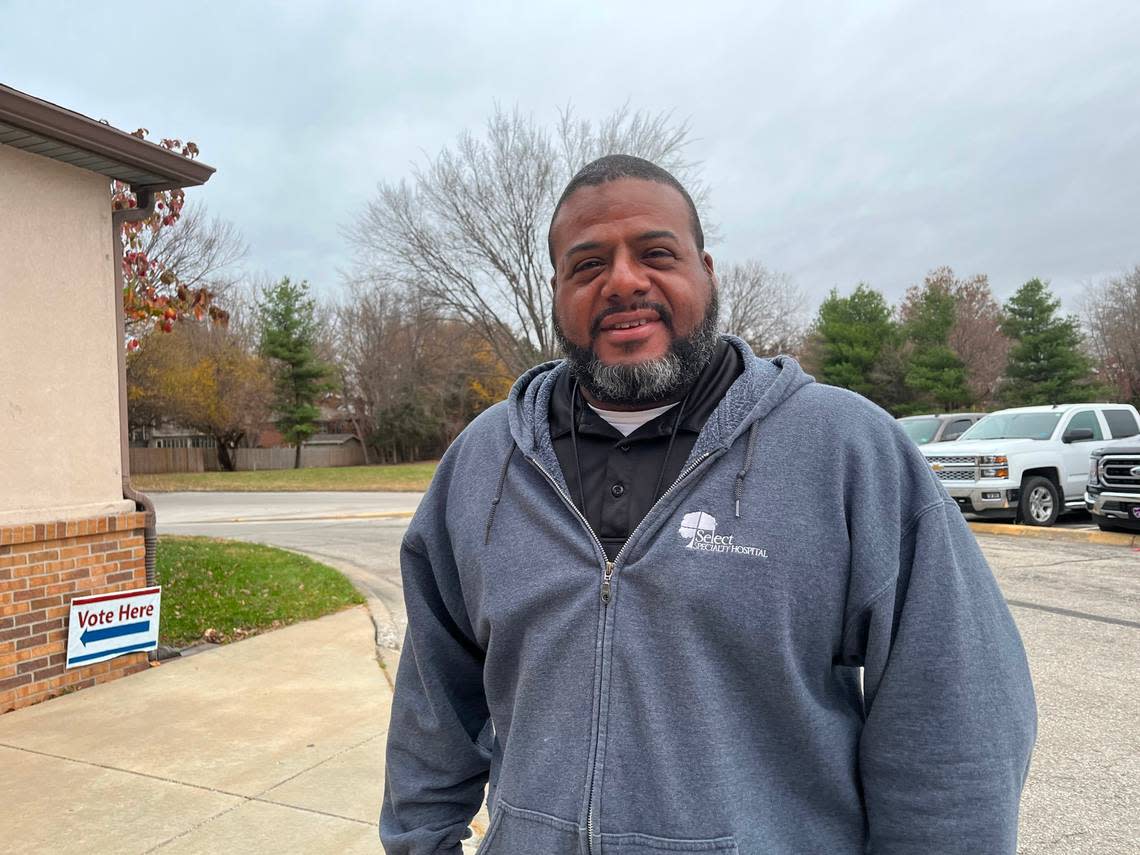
[215,277,266,351]
[332,278,515,463]
[1083,265,1140,405]
[343,104,706,377]
[716,260,806,356]
[944,272,1009,407]
[331,279,404,462]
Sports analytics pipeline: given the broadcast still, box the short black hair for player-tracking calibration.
[547,154,705,269]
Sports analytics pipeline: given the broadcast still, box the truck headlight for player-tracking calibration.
[979,454,1008,465]
[1088,458,1100,485]
[981,467,1009,479]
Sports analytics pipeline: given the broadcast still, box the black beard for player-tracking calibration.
[552,289,720,407]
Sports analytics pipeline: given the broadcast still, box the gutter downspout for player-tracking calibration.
[111,189,160,657]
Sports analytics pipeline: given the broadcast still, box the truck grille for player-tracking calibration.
[926,455,976,466]
[925,454,979,484]
[936,470,975,482]
[1101,455,1140,488]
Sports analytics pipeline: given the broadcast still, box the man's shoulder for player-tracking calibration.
[782,381,900,434]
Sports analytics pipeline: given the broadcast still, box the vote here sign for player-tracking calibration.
[66,586,162,669]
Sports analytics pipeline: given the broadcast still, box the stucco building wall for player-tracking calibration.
[0,144,135,526]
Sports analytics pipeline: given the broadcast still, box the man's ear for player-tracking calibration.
[702,251,715,277]
[550,274,558,291]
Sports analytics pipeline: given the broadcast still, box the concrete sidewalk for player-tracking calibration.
[0,607,393,853]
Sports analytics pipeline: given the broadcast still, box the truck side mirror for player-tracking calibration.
[1062,428,1095,443]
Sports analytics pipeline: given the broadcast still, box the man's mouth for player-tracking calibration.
[605,318,654,331]
[593,305,671,338]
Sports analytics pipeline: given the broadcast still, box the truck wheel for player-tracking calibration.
[1019,476,1060,526]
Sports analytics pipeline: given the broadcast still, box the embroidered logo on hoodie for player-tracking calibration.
[678,511,767,558]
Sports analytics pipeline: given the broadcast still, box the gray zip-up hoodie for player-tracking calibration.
[381,337,1036,855]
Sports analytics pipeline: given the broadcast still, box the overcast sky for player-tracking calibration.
[3,1,1138,314]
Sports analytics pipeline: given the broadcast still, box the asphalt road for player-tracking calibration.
[153,492,1139,854]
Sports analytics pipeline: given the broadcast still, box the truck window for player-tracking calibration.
[961,412,1061,440]
[899,418,940,444]
[1067,410,1103,440]
[943,418,975,440]
[1103,409,1140,439]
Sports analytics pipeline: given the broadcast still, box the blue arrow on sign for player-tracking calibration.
[81,620,150,646]
[68,640,155,665]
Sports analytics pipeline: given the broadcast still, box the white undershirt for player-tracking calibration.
[587,402,679,437]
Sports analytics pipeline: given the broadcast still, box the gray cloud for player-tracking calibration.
[2,0,1137,313]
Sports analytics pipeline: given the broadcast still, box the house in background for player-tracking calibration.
[0,84,214,711]
[129,422,220,451]
[128,392,369,472]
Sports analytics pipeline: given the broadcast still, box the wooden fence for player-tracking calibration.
[130,442,366,474]
[129,447,206,474]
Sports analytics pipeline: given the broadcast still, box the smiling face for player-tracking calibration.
[549,179,720,407]
[551,178,715,366]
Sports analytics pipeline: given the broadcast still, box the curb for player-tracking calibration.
[180,510,416,525]
[968,521,1139,548]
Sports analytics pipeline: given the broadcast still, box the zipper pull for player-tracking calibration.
[601,561,614,604]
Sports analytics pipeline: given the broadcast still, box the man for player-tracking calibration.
[380,155,1036,854]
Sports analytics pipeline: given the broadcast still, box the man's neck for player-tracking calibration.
[578,385,689,412]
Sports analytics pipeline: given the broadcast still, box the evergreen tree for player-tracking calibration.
[999,278,1094,406]
[257,277,334,468]
[815,284,898,405]
[901,278,971,411]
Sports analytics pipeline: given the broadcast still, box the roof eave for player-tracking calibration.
[0,84,215,191]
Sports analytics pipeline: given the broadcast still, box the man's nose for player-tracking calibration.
[600,251,649,303]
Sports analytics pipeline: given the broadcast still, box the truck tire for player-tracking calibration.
[1019,476,1060,526]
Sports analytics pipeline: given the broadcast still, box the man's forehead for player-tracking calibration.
[551,179,692,240]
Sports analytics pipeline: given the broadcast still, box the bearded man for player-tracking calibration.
[380,155,1036,855]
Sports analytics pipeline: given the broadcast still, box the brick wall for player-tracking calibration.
[0,511,149,712]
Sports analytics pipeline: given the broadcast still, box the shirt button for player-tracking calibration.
[611,483,625,498]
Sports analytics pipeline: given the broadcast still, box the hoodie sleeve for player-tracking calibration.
[844,496,1037,854]
[380,538,491,855]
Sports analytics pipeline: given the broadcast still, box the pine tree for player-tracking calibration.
[814,284,898,405]
[257,277,334,468]
[999,278,1094,406]
[901,277,971,411]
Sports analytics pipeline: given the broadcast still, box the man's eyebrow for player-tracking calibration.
[563,240,602,262]
[636,230,679,242]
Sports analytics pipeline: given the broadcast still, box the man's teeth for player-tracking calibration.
[610,319,650,330]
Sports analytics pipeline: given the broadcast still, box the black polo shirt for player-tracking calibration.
[550,339,742,560]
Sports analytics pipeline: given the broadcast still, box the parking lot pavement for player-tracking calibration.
[978,533,1140,854]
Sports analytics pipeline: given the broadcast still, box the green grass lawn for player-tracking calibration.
[157,536,365,648]
[133,461,438,493]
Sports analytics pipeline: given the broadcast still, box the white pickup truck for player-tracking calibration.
[921,403,1140,526]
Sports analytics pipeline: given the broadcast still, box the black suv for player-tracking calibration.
[1086,446,1140,532]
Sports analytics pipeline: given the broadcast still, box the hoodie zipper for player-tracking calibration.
[528,449,717,854]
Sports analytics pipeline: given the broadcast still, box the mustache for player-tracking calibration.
[589,301,675,339]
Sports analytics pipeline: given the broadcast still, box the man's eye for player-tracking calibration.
[573,259,602,274]
[645,249,675,261]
